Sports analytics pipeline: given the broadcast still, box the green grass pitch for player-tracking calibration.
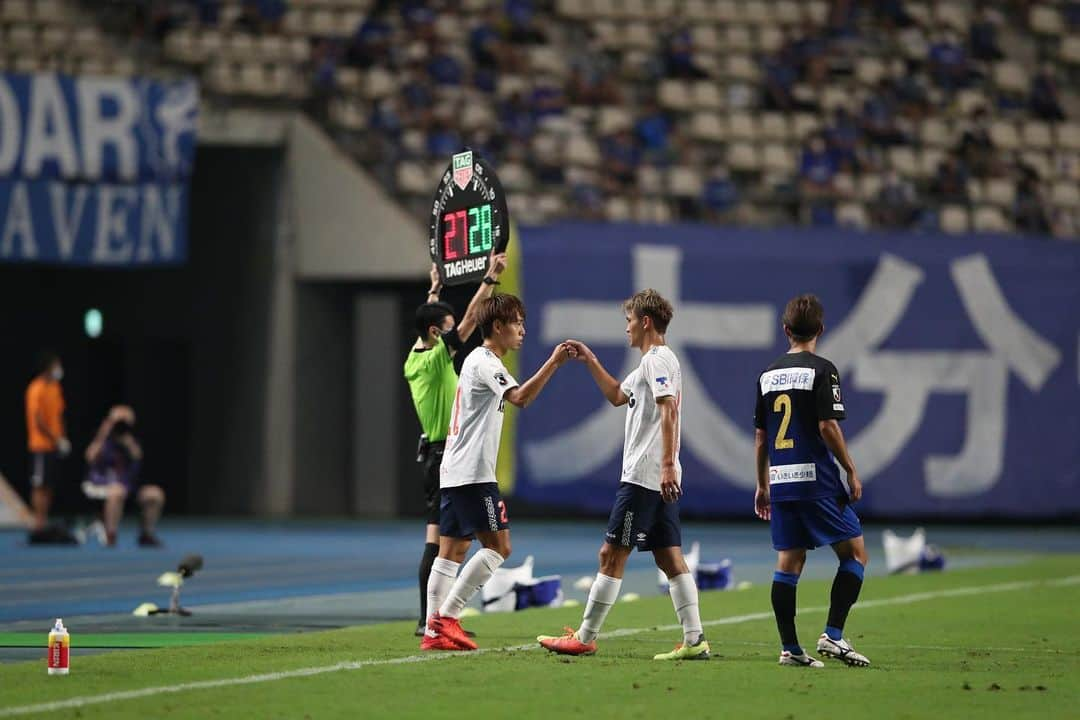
[1,556,1076,719]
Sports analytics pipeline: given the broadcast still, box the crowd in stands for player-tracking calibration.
[39,0,1080,238]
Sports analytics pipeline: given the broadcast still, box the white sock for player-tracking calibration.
[426,558,460,622]
[439,548,504,619]
[668,572,703,645]
[577,574,622,644]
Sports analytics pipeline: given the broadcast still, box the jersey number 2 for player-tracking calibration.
[773,393,794,449]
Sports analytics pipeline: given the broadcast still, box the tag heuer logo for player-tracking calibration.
[452,151,474,190]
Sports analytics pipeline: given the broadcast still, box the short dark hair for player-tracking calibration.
[414,302,455,336]
[476,294,526,339]
[623,289,674,334]
[782,294,824,342]
[36,351,60,376]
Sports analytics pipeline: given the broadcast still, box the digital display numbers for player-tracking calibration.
[428,149,509,286]
[442,203,493,260]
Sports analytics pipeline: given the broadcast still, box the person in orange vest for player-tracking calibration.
[25,352,72,533]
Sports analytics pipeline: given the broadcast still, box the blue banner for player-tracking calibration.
[516,224,1080,519]
[0,73,197,265]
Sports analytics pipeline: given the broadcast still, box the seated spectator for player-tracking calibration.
[762,55,801,112]
[370,97,403,138]
[1067,2,1080,30]
[82,406,165,548]
[702,166,740,223]
[956,108,996,178]
[601,130,641,191]
[346,15,394,69]
[928,31,970,92]
[1030,64,1066,122]
[929,153,969,203]
[861,81,906,146]
[790,22,829,86]
[827,106,862,171]
[499,92,535,140]
[799,134,838,195]
[892,68,930,119]
[1014,173,1050,235]
[635,102,672,158]
[233,1,264,34]
[192,0,222,26]
[874,170,917,228]
[427,44,464,86]
[470,11,504,71]
[427,119,461,159]
[568,52,621,106]
[530,81,567,122]
[826,0,860,39]
[506,0,547,45]
[969,8,1003,61]
[876,0,915,29]
[662,28,709,79]
[570,182,604,220]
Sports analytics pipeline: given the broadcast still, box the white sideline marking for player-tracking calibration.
[2,574,1077,717]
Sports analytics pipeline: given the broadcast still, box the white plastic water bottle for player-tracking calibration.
[47,619,69,675]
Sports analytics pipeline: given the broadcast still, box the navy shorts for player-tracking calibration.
[770,496,862,551]
[439,483,509,539]
[29,452,60,489]
[604,482,681,552]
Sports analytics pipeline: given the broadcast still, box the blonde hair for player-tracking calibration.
[623,289,674,333]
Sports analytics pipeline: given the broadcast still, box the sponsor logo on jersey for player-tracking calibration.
[759,367,816,394]
[832,385,842,401]
[655,376,670,390]
[833,403,845,411]
[624,388,636,408]
[495,372,508,386]
[769,463,817,484]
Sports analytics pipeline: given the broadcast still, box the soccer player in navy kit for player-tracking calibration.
[754,294,871,668]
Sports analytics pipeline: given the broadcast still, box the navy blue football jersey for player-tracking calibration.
[754,351,848,502]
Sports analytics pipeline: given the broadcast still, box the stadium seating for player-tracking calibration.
[11,0,1078,239]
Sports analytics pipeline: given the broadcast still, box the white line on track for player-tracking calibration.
[2,574,1077,718]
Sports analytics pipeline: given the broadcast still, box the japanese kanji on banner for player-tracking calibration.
[514,224,1080,519]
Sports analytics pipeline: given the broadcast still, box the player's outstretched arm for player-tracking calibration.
[754,428,770,520]
[563,340,628,406]
[819,419,862,501]
[503,343,572,409]
[456,252,507,343]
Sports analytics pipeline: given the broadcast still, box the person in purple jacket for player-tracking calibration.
[82,406,165,547]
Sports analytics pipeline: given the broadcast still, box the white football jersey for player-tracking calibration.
[620,345,682,492]
[440,347,519,488]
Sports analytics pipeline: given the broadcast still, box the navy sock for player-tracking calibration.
[772,571,801,653]
[418,542,439,622]
[826,558,864,638]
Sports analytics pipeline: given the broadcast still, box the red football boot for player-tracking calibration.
[537,627,597,656]
[430,613,478,651]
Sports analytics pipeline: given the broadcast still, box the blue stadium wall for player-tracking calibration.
[513,224,1080,520]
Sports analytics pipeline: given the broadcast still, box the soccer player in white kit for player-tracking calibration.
[538,289,708,660]
[422,293,573,651]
